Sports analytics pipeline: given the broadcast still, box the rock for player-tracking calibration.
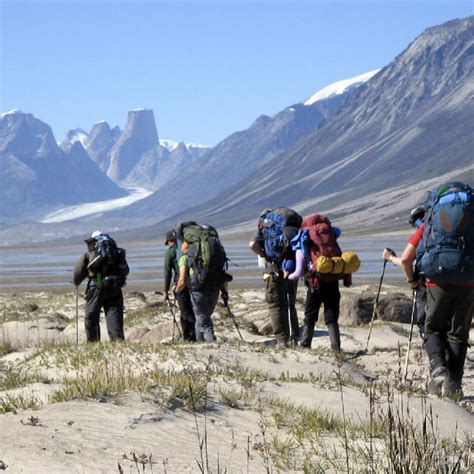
[25,303,39,312]
[256,319,273,336]
[142,323,173,343]
[377,293,413,324]
[127,291,147,303]
[340,290,413,326]
[127,327,150,341]
[340,292,374,326]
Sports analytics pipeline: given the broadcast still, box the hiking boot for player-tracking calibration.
[441,377,464,401]
[427,366,448,396]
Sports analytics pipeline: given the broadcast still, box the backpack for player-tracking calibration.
[183,224,230,290]
[416,182,474,284]
[302,214,343,286]
[87,235,129,287]
[261,208,302,264]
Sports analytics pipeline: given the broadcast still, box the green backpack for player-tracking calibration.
[182,224,230,290]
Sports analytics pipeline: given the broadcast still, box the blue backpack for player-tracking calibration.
[416,182,474,284]
[262,208,302,264]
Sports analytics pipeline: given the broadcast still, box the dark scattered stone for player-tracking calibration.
[25,303,39,312]
[377,293,413,324]
[340,290,412,325]
[0,460,7,470]
[127,291,147,302]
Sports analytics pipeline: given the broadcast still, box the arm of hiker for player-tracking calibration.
[400,243,418,288]
[163,248,174,301]
[73,254,88,286]
[174,258,188,294]
[383,248,402,266]
[248,239,265,257]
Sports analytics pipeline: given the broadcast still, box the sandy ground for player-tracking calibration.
[0,288,472,473]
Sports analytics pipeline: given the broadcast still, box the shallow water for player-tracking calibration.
[0,235,409,290]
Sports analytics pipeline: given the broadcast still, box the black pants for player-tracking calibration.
[175,288,196,341]
[302,281,340,347]
[85,286,124,342]
[265,273,299,344]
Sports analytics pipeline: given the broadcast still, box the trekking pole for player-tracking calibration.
[223,293,244,341]
[75,285,79,345]
[403,290,417,381]
[365,257,389,352]
[166,298,182,342]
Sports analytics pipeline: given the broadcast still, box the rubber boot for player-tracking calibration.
[442,342,467,401]
[327,323,341,354]
[301,322,315,348]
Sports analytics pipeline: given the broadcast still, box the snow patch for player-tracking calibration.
[1,109,22,118]
[160,139,209,152]
[41,187,153,223]
[304,69,380,106]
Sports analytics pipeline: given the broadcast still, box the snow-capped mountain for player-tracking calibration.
[304,69,381,106]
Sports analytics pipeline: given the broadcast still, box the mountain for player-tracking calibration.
[148,16,474,233]
[0,110,126,223]
[106,109,159,182]
[84,121,121,172]
[111,70,377,222]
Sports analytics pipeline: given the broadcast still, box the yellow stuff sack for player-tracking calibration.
[342,252,361,273]
[331,257,344,273]
[316,255,333,273]
[316,256,345,274]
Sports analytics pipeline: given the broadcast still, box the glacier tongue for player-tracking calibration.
[41,187,153,223]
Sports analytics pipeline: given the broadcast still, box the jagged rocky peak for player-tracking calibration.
[86,121,114,148]
[251,114,272,128]
[60,128,88,151]
[123,108,159,148]
[0,110,59,155]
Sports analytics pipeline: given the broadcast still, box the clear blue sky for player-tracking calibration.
[1,0,472,146]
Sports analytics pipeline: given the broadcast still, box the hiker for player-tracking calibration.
[383,207,427,339]
[298,214,353,353]
[73,231,129,342]
[249,208,302,348]
[174,223,231,342]
[411,182,474,400]
[163,229,196,341]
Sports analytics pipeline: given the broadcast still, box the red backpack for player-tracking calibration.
[302,214,342,287]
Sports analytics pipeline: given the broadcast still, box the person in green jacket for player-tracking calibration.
[163,230,196,341]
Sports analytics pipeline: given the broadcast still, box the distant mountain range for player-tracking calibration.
[116,16,473,234]
[1,16,472,240]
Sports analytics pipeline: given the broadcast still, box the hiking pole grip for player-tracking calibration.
[403,290,417,381]
[365,259,387,352]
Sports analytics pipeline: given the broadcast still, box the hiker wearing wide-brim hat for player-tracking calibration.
[73,231,129,342]
[163,230,196,342]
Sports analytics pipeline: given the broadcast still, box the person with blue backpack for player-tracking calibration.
[249,208,302,348]
[408,182,474,400]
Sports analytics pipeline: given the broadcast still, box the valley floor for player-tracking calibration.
[0,288,472,472]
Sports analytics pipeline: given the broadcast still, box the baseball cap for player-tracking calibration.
[165,229,177,245]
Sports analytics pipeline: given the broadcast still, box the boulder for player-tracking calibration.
[340,290,413,326]
[127,327,150,341]
[142,322,173,343]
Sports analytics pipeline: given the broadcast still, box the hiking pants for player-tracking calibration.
[302,281,340,348]
[424,285,473,372]
[85,286,124,342]
[265,273,299,344]
[190,289,219,342]
[176,287,196,341]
